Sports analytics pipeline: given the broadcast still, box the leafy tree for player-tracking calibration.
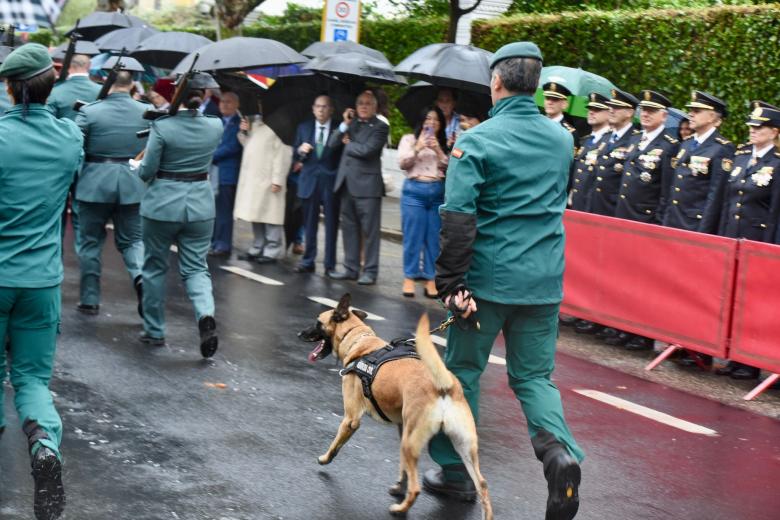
[388,0,483,42]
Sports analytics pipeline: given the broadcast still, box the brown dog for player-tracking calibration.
[299,294,493,518]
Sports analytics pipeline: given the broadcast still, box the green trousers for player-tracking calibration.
[77,202,144,306]
[429,299,584,470]
[141,218,215,338]
[0,286,62,459]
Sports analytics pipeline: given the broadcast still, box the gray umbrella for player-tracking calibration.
[101,55,145,73]
[50,40,101,60]
[172,37,306,74]
[94,25,158,53]
[131,31,212,69]
[301,41,387,62]
[304,52,406,85]
[394,43,493,94]
[66,11,150,40]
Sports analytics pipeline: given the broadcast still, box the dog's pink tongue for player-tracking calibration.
[308,341,324,363]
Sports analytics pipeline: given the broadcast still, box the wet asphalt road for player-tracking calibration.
[1,231,780,520]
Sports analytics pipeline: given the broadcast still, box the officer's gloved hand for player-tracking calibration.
[444,285,480,331]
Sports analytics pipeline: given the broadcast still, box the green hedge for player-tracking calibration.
[506,0,770,14]
[474,4,780,141]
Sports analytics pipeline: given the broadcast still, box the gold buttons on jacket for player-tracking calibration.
[735,215,740,220]
[672,200,679,204]
[620,194,626,199]
[597,176,603,181]
[736,202,742,208]
[677,174,683,179]
[675,187,681,192]
[738,190,744,195]
[596,188,602,192]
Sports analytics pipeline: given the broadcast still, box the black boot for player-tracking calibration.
[604,331,632,346]
[715,361,735,376]
[24,420,65,520]
[574,321,602,335]
[422,464,476,501]
[198,316,218,358]
[625,336,653,351]
[533,430,580,520]
[595,327,619,341]
[76,304,99,315]
[134,275,143,319]
[730,363,760,380]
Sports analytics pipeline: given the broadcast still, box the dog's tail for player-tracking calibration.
[415,314,455,392]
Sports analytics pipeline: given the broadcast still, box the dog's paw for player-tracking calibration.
[388,504,408,516]
[388,482,406,497]
[317,455,332,465]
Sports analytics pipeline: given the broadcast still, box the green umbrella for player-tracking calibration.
[534,66,615,118]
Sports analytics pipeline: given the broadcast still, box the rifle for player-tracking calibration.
[58,20,80,83]
[73,47,127,112]
[136,53,200,139]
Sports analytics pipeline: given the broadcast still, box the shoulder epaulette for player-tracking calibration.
[632,129,642,135]
[683,135,694,141]
[775,151,780,158]
[715,136,731,145]
[735,148,751,155]
[663,134,678,144]
[737,142,750,149]
[562,121,576,133]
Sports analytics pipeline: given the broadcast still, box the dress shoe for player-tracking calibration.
[595,327,619,340]
[604,331,632,346]
[208,249,230,258]
[237,251,260,262]
[134,275,144,319]
[198,316,218,358]
[139,333,165,346]
[424,280,438,299]
[293,264,315,274]
[254,256,277,265]
[292,243,305,255]
[31,446,65,520]
[357,274,376,285]
[542,447,580,520]
[730,365,760,380]
[715,361,735,376]
[326,270,357,281]
[76,304,99,316]
[422,465,476,501]
[402,278,415,297]
[625,336,653,351]
[574,321,602,335]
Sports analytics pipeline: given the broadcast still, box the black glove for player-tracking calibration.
[445,285,480,331]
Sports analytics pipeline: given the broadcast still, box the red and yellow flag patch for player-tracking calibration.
[451,148,464,159]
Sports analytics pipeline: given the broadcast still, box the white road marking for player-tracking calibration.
[427,334,506,365]
[574,389,719,436]
[307,296,385,321]
[220,265,284,286]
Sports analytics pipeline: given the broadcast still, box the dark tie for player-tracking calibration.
[316,126,325,159]
[690,140,700,152]
[610,132,618,144]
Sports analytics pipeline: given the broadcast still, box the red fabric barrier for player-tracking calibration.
[729,240,780,373]
[561,210,737,357]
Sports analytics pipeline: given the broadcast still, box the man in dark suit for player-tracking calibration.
[210,91,243,256]
[327,90,389,285]
[292,95,344,274]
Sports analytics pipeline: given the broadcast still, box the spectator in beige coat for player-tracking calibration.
[234,115,293,264]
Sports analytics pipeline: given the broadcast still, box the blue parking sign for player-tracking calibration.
[334,29,348,41]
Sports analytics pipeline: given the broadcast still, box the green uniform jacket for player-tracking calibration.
[138,110,223,223]
[75,92,151,204]
[0,104,84,287]
[47,75,101,121]
[436,95,573,305]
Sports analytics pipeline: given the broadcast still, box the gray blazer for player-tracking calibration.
[329,116,389,197]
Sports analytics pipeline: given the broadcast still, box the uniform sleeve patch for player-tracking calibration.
[451,148,464,159]
[722,158,733,172]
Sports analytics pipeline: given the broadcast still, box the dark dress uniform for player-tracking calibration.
[663,92,736,233]
[570,93,611,212]
[615,91,680,224]
[543,82,579,143]
[590,88,639,216]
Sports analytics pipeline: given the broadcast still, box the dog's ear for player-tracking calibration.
[332,293,351,323]
[352,309,368,322]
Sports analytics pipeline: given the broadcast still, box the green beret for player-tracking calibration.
[489,42,543,68]
[0,43,54,80]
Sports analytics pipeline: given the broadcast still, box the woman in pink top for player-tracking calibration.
[397,106,449,298]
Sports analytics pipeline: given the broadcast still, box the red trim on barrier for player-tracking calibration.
[562,210,737,358]
[729,240,780,374]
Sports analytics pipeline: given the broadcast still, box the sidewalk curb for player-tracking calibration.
[381,227,403,244]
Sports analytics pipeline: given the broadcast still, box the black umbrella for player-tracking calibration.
[397,81,492,127]
[301,41,387,62]
[172,37,306,74]
[131,31,212,69]
[49,40,101,60]
[101,55,145,73]
[94,25,158,53]
[395,43,493,94]
[304,52,406,86]
[66,11,150,41]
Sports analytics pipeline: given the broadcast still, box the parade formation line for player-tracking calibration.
[220,265,285,286]
[573,389,720,436]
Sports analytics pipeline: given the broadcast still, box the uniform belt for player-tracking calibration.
[156,171,208,182]
[85,155,134,164]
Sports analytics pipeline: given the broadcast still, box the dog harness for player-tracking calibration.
[340,339,420,422]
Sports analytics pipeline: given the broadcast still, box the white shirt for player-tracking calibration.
[754,143,774,160]
[314,119,331,145]
[67,72,89,79]
[550,114,564,123]
[611,122,633,142]
[591,126,610,142]
[639,125,664,150]
[693,127,716,146]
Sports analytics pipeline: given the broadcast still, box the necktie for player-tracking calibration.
[639,134,649,150]
[316,126,325,159]
[690,139,700,152]
[610,132,619,144]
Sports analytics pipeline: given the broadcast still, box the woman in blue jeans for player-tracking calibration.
[397,106,449,297]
